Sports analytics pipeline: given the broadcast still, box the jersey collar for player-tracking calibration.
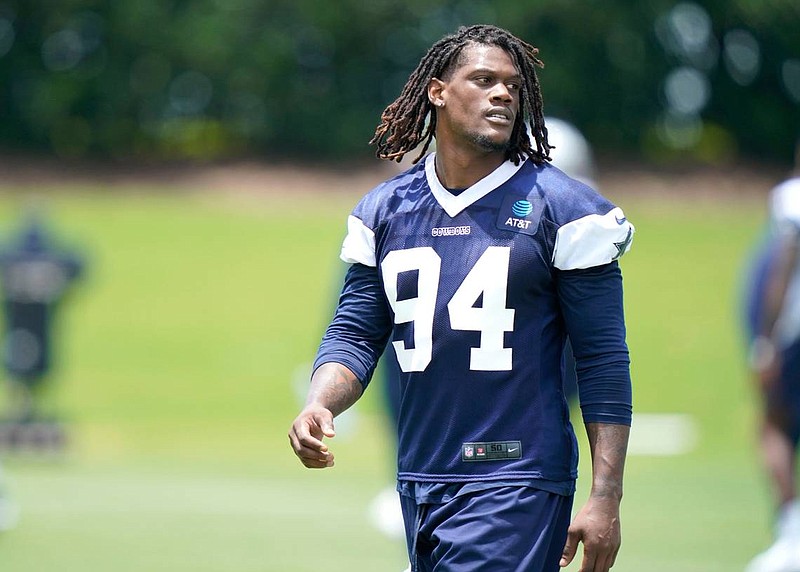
[425,152,527,218]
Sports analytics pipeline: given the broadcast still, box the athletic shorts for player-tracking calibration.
[768,339,800,445]
[400,485,573,572]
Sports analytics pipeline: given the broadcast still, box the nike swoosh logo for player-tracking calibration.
[615,216,627,225]
[507,447,518,453]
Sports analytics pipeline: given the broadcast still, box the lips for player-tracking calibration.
[486,107,513,124]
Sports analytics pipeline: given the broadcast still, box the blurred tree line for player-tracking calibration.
[0,0,797,165]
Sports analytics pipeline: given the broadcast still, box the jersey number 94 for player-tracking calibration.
[381,246,515,373]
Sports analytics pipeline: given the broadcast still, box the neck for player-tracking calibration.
[433,144,507,189]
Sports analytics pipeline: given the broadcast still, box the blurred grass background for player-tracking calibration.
[0,176,777,570]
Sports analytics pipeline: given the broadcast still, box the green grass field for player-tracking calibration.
[0,173,778,570]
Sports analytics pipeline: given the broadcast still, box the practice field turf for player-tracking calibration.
[0,171,780,570]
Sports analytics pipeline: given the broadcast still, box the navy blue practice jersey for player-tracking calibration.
[315,153,633,485]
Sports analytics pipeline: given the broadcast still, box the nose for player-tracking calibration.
[491,86,514,105]
[490,81,513,103]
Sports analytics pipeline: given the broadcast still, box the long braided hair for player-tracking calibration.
[370,24,551,166]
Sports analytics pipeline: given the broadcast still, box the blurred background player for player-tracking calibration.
[0,210,85,534]
[0,210,84,446]
[368,116,599,539]
[743,143,800,572]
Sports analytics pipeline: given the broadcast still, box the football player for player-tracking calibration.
[289,25,634,572]
[366,117,598,543]
[745,146,800,572]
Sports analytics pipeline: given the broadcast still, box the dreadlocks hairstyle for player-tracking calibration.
[370,24,551,166]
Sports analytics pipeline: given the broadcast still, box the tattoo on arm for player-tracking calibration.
[306,362,364,417]
[585,422,630,501]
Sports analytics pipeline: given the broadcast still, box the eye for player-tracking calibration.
[506,82,521,92]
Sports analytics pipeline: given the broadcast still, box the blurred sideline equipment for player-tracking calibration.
[0,212,84,453]
[368,116,596,540]
[742,145,800,572]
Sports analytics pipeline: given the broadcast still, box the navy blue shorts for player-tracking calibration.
[400,486,574,572]
[766,339,800,445]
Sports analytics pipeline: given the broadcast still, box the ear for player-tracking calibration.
[428,78,446,108]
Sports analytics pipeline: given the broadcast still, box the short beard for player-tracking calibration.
[472,133,510,153]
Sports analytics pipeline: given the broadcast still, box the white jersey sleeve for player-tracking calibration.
[552,207,635,270]
[340,215,377,267]
[770,177,800,236]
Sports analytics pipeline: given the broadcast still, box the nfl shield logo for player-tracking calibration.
[465,446,474,458]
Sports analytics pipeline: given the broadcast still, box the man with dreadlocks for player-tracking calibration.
[289,24,634,572]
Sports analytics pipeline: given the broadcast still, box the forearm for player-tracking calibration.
[306,362,363,417]
[561,421,630,569]
[585,422,630,501]
[289,362,361,469]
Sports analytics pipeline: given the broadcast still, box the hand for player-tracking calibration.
[288,404,337,468]
[750,336,781,391]
[756,352,782,393]
[757,357,782,393]
[560,495,621,572]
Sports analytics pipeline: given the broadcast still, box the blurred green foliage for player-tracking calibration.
[0,0,797,164]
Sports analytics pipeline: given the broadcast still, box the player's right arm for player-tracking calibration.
[288,362,362,468]
[288,262,393,469]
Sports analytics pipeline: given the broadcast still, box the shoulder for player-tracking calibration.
[341,160,428,267]
[769,176,800,231]
[351,161,428,230]
[526,162,616,223]
[519,161,635,270]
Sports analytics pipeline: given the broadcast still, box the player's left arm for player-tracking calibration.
[560,422,629,572]
[556,258,632,572]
